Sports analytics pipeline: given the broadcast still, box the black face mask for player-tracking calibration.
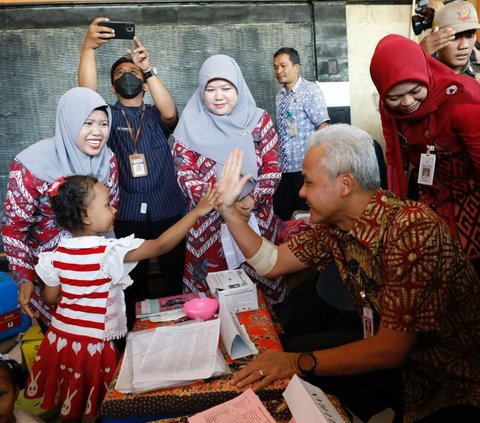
[113,73,143,99]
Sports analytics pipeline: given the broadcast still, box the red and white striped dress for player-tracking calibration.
[24,235,143,419]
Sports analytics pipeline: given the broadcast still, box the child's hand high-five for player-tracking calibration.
[194,184,218,217]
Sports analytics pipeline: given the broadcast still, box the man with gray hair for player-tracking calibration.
[216,124,480,422]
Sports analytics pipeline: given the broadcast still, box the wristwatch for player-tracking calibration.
[297,352,317,375]
[143,67,158,80]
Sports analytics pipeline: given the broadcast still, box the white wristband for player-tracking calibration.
[246,238,278,276]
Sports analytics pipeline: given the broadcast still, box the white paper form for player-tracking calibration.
[219,301,257,360]
[283,375,345,423]
[139,319,221,381]
[221,214,260,269]
[116,329,194,393]
[188,388,276,423]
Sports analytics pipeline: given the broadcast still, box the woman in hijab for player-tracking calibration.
[2,87,119,327]
[173,54,284,303]
[370,34,480,274]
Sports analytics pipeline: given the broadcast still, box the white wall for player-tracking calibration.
[346,4,413,147]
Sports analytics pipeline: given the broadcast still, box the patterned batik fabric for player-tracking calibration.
[384,101,480,261]
[173,112,285,304]
[287,190,480,422]
[25,327,119,419]
[275,77,330,173]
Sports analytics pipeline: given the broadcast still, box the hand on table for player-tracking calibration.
[230,350,299,391]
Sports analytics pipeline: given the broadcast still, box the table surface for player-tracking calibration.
[100,291,292,421]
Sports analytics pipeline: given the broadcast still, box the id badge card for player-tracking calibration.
[363,306,374,339]
[289,121,298,137]
[418,152,436,186]
[129,153,148,178]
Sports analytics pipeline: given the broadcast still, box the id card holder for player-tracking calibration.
[363,306,374,339]
[129,153,148,178]
[289,121,298,137]
[417,145,436,186]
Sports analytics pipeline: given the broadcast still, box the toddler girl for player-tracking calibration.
[0,356,44,422]
[24,174,216,421]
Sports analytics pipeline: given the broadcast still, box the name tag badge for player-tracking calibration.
[418,152,436,186]
[289,121,298,137]
[363,306,374,339]
[129,153,148,178]
[140,203,147,214]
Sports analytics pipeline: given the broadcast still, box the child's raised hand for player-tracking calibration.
[195,184,218,217]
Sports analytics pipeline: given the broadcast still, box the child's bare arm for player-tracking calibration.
[124,185,217,262]
[44,285,61,305]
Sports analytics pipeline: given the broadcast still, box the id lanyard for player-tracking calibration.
[360,290,374,339]
[121,106,148,178]
[417,144,436,186]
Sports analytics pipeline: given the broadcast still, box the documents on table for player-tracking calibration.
[116,319,231,393]
[219,300,257,360]
[140,319,220,380]
[187,388,276,423]
[283,374,345,423]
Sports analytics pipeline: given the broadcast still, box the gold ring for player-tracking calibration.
[258,369,265,377]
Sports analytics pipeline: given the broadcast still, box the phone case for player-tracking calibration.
[101,22,135,40]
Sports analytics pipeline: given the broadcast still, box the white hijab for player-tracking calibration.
[17,87,113,183]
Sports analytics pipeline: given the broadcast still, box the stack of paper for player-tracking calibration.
[116,319,230,393]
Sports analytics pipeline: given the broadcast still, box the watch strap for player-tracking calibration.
[143,67,157,80]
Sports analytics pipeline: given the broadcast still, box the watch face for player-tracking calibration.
[299,352,316,373]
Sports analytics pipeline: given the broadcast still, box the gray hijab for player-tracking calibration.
[17,87,112,183]
[173,55,264,196]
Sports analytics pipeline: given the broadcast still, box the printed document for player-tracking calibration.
[140,319,221,381]
[188,388,276,423]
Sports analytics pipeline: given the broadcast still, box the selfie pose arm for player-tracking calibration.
[128,37,178,128]
[78,17,114,90]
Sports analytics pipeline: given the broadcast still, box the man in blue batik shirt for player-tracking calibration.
[273,47,330,221]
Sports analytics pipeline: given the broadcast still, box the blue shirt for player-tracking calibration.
[108,101,185,222]
[275,77,330,172]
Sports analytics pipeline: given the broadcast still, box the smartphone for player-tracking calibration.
[101,21,135,40]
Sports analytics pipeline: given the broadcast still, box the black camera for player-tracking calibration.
[411,0,455,36]
[412,1,434,35]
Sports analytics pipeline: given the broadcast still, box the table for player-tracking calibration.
[100,291,292,422]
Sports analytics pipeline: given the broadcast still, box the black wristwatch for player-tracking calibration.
[143,67,158,80]
[297,352,317,375]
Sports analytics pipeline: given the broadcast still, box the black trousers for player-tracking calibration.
[273,171,308,221]
[114,215,185,330]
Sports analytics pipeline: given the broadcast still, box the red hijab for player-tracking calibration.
[370,34,480,195]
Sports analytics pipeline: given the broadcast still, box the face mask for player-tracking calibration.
[113,73,143,99]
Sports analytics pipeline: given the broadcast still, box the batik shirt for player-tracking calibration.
[288,190,480,422]
[275,77,329,173]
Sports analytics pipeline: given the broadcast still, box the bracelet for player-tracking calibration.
[246,238,278,276]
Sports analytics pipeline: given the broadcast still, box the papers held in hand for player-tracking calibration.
[207,269,258,313]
